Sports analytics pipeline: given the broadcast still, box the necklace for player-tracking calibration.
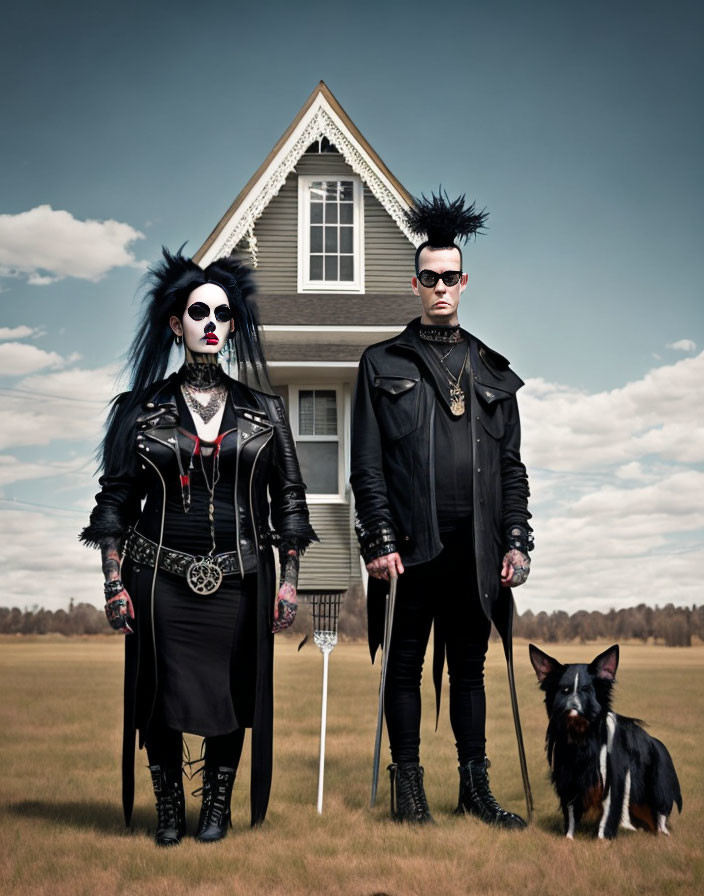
[419,323,462,344]
[435,345,470,416]
[185,436,224,596]
[433,342,456,364]
[182,362,223,390]
[181,383,225,424]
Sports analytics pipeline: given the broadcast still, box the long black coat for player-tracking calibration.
[349,318,532,657]
[82,372,316,826]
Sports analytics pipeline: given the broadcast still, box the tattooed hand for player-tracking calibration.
[105,590,135,634]
[273,549,299,634]
[500,549,531,588]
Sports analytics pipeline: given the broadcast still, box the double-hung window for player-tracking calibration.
[298,175,364,292]
[289,387,341,498]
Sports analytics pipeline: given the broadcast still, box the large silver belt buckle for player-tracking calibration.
[186,557,223,595]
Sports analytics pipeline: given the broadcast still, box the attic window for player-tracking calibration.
[304,137,339,153]
[298,175,364,292]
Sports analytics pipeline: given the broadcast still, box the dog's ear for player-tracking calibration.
[589,644,619,681]
[529,644,561,683]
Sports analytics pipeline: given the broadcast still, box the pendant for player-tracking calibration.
[186,557,223,595]
[449,386,465,416]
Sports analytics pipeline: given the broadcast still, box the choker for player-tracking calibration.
[181,362,223,391]
[419,323,463,344]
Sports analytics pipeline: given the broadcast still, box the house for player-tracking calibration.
[194,81,419,624]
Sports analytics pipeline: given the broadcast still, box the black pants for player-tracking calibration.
[384,528,492,765]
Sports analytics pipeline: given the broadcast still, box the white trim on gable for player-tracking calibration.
[199,89,419,267]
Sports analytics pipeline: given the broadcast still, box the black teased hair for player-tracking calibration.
[99,247,272,472]
[406,189,489,273]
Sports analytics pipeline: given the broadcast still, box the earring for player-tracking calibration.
[175,334,183,346]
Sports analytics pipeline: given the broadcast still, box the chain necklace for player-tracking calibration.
[184,436,224,595]
[181,383,226,424]
[434,345,470,416]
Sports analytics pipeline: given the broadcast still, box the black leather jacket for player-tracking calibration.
[350,319,532,629]
[82,373,317,562]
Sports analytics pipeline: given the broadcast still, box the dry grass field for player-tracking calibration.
[1,636,702,896]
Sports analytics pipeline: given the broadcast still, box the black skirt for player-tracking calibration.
[141,567,256,737]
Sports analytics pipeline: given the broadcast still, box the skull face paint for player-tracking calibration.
[171,282,233,356]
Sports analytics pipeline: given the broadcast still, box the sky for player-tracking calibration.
[0,0,702,614]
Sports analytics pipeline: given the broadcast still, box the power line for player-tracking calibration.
[0,497,90,515]
[0,386,111,405]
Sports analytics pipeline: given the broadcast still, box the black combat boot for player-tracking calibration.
[195,766,236,842]
[388,762,435,824]
[456,757,526,829]
[148,765,186,846]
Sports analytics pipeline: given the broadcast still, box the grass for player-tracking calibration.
[1,637,702,896]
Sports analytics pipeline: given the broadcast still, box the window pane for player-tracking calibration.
[295,442,338,494]
[340,227,353,253]
[310,225,323,252]
[339,203,353,224]
[324,202,338,223]
[299,391,314,435]
[310,255,323,280]
[339,255,353,281]
[340,182,353,201]
[325,182,339,201]
[314,390,337,434]
[311,202,323,223]
[325,227,338,252]
[324,256,338,280]
[310,182,325,199]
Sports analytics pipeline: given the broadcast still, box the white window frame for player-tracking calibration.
[297,174,365,293]
[289,385,345,501]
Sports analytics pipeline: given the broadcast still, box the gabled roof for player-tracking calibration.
[195,81,418,266]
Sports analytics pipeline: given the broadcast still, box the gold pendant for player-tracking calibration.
[449,387,465,416]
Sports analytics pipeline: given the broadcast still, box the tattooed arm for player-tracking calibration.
[272,548,299,634]
[100,536,135,633]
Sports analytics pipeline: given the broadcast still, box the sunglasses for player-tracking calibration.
[186,302,233,323]
[416,269,463,289]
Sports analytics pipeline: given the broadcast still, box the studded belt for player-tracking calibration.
[123,528,239,595]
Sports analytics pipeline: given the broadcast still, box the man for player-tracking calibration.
[350,192,532,827]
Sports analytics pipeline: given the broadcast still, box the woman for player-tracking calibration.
[81,249,316,845]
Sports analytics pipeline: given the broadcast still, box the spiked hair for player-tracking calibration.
[406,190,488,273]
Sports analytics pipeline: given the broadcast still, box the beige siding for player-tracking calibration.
[298,502,353,591]
[240,150,414,295]
[364,186,416,292]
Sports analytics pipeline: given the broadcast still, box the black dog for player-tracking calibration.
[529,644,682,839]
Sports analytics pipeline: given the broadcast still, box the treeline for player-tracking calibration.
[0,600,701,646]
[511,603,702,647]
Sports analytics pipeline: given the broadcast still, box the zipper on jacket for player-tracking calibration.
[138,450,167,728]
[249,431,274,557]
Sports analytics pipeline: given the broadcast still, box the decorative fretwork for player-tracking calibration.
[211,106,419,266]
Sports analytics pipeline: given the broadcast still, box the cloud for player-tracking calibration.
[0,205,147,284]
[667,339,696,352]
[520,351,704,470]
[0,363,119,450]
[0,325,36,340]
[517,356,704,612]
[0,342,64,375]
[0,453,93,487]
[0,509,99,611]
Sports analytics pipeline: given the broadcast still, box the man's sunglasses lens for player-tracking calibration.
[187,302,233,322]
[418,270,462,288]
